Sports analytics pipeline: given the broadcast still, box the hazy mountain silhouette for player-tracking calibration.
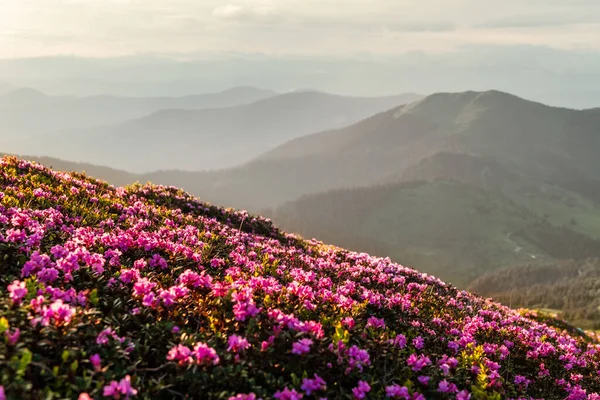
[0,86,276,140]
[19,91,422,172]
[153,90,600,210]
[0,81,13,95]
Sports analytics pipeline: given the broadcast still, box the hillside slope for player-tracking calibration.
[265,179,600,287]
[17,91,422,172]
[1,156,600,399]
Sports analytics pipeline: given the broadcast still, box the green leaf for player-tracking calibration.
[61,350,70,363]
[18,348,32,377]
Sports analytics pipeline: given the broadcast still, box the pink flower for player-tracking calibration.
[227,335,251,353]
[417,376,430,386]
[118,375,138,398]
[167,344,193,366]
[103,381,120,397]
[8,280,27,305]
[301,374,326,395]
[352,381,371,399]
[78,394,91,400]
[385,384,410,398]
[193,342,220,365]
[366,316,385,329]
[391,334,407,349]
[5,328,20,345]
[412,336,424,350]
[0,386,5,400]
[437,380,458,393]
[90,353,102,372]
[406,354,431,372]
[292,339,313,355]
[229,394,257,400]
[274,387,302,400]
[456,390,471,400]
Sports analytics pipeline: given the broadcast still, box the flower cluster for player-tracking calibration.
[0,156,599,399]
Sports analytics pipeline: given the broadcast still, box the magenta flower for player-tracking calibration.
[7,280,27,305]
[366,316,385,329]
[456,390,471,400]
[301,374,326,395]
[273,387,302,400]
[437,380,458,393]
[352,381,371,399]
[5,328,20,346]
[385,384,409,398]
[193,342,220,365]
[412,336,424,350]
[390,334,407,348]
[90,353,102,372]
[229,394,257,400]
[227,335,251,353]
[292,338,313,355]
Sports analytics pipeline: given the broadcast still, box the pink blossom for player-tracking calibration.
[352,381,371,399]
[90,354,102,372]
[301,374,326,395]
[227,335,251,353]
[8,280,27,305]
[292,339,313,355]
[274,388,303,400]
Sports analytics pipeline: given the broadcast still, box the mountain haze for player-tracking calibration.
[151,90,600,210]
[0,86,276,139]
[18,91,422,172]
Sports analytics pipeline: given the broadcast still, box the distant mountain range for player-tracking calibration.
[0,86,276,139]
[13,91,422,172]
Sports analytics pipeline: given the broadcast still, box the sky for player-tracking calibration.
[1,0,600,58]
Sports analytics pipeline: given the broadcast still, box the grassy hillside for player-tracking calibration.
[469,259,600,329]
[265,179,600,287]
[2,156,600,399]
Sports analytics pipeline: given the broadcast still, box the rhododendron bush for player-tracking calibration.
[0,156,599,399]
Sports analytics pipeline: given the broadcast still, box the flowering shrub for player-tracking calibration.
[0,156,600,399]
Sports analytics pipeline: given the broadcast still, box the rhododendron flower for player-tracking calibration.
[90,353,102,372]
[456,390,471,400]
[437,380,458,393]
[229,394,257,400]
[8,280,27,304]
[167,344,193,366]
[301,374,326,395]
[417,376,430,386]
[103,375,137,399]
[273,387,302,400]
[366,316,385,329]
[352,381,371,399]
[390,334,407,348]
[228,335,251,353]
[406,354,431,371]
[78,393,91,400]
[193,342,220,365]
[292,338,313,355]
[412,336,424,350]
[0,386,5,400]
[385,384,409,398]
[5,328,20,346]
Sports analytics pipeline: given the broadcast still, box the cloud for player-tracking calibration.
[481,15,598,29]
[212,4,281,23]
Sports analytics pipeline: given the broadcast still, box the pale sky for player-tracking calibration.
[1,0,600,58]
